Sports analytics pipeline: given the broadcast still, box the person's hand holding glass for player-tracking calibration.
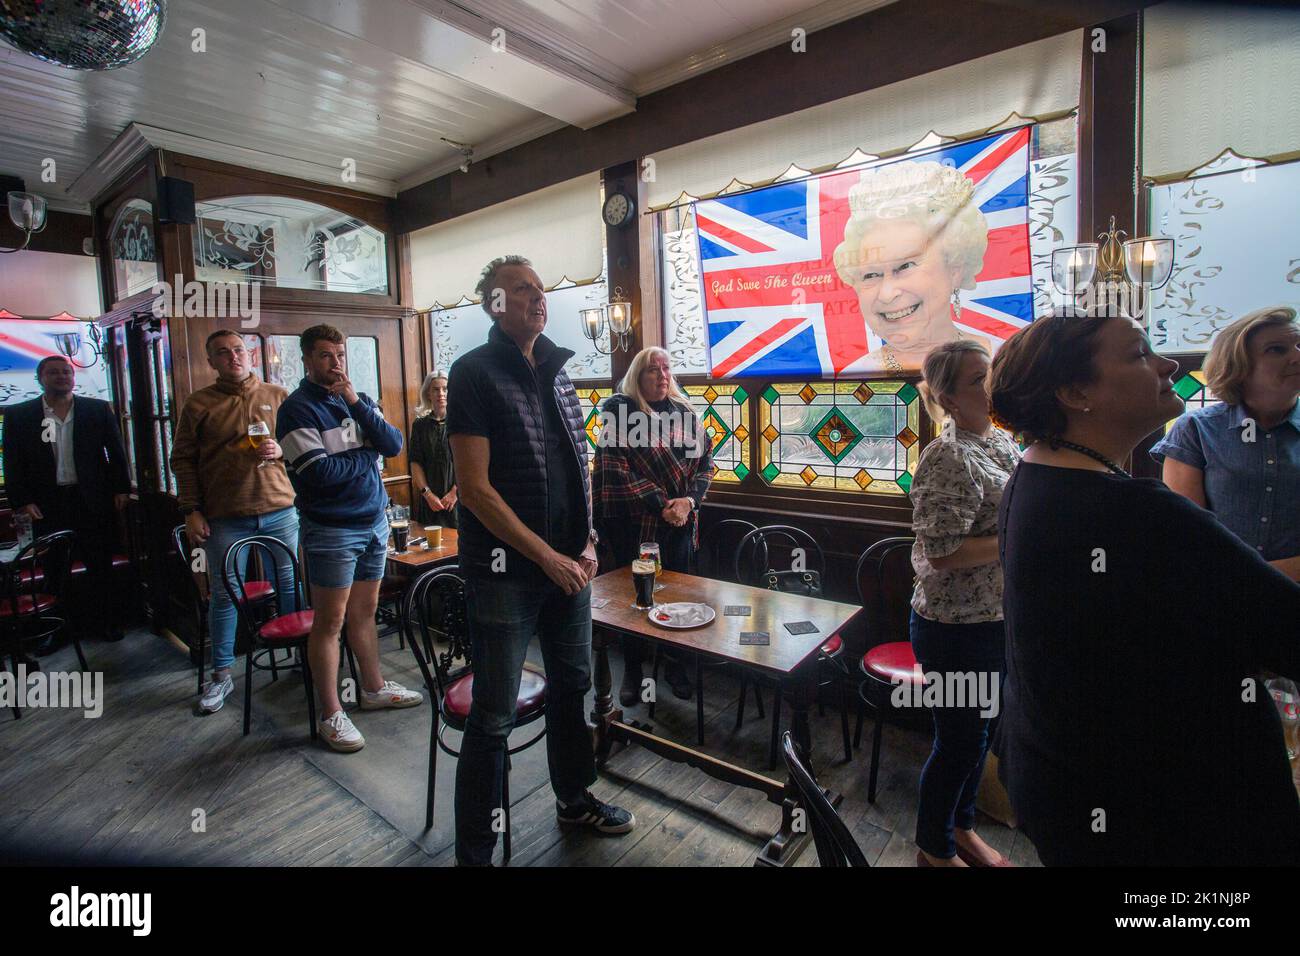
[248,420,272,469]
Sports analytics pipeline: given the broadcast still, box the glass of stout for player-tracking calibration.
[631,558,656,610]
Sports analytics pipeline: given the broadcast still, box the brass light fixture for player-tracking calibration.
[579,285,633,354]
[1051,216,1174,321]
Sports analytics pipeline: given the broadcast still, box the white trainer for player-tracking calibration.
[319,710,365,752]
[359,680,424,710]
[198,676,234,714]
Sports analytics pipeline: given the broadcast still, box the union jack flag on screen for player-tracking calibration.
[695,127,1033,378]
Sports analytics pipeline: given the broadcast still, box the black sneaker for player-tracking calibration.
[619,666,643,707]
[556,791,636,834]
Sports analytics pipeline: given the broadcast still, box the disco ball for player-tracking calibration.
[0,0,167,71]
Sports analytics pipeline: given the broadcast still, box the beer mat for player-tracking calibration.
[739,631,770,645]
[783,621,819,635]
[723,605,751,616]
[590,597,610,609]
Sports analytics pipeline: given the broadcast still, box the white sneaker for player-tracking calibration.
[319,710,365,752]
[198,676,234,714]
[359,680,424,710]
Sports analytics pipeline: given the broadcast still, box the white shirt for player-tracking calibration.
[41,396,77,486]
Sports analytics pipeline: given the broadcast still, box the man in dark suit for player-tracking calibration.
[3,355,132,641]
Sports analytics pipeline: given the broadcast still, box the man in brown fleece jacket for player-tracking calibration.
[170,330,300,715]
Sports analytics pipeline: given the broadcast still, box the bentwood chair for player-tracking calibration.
[401,566,547,863]
[223,535,316,739]
[2,531,80,718]
[173,525,286,695]
[781,732,869,867]
[852,537,925,803]
[733,525,853,769]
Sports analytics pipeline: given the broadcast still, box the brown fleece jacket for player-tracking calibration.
[171,374,296,519]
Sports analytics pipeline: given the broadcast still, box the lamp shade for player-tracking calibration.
[579,306,605,341]
[1123,237,1175,291]
[1050,244,1097,296]
[7,191,47,233]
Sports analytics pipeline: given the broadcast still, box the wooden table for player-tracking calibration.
[589,566,863,867]
[385,527,459,574]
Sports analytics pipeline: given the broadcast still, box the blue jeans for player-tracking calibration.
[910,610,1005,859]
[454,574,597,865]
[204,506,300,672]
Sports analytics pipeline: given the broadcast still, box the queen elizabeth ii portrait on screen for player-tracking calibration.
[832,161,991,373]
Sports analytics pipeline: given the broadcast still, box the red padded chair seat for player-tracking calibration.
[819,634,843,657]
[862,641,923,684]
[258,610,314,643]
[0,593,57,616]
[443,667,546,722]
[239,580,275,604]
[69,554,130,575]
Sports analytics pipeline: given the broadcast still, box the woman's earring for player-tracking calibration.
[951,290,962,324]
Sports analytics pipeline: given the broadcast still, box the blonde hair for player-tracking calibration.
[918,339,991,422]
[1202,306,1299,406]
[415,370,447,418]
[617,347,693,417]
[832,161,988,291]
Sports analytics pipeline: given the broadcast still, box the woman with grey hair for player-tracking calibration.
[409,370,457,528]
[833,161,991,373]
[907,339,1020,866]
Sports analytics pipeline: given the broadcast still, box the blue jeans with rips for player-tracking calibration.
[453,573,597,865]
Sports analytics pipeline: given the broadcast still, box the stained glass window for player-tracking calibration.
[683,383,750,483]
[574,386,613,469]
[1165,369,1220,432]
[759,380,920,494]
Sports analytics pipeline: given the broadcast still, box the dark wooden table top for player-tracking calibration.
[386,527,459,571]
[590,567,862,678]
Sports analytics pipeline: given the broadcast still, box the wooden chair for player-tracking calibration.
[2,531,81,718]
[733,525,853,770]
[400,565,547,863]
[852,536,925,802]
[223,535,316,739]
[781,731,868,867]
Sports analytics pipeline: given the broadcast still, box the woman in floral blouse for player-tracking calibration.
[908,340,1021,867]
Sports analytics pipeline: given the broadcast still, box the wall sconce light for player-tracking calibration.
[53,322,105,369]
[579,286,633,354]
[1051,216,1174,322]
[1,191,47,254]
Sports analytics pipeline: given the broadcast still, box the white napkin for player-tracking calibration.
[652,602,711,626]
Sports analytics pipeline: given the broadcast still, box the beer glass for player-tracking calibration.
[248,420,271,469]
[639,542,664,592]
[631,558,656,609]
[390,504,410,551]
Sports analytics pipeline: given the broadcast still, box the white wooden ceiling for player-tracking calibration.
[0,0,893,210]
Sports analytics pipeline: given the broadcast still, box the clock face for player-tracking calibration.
[603,191,633,227]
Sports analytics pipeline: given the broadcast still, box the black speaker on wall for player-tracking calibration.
[157,176,196,224]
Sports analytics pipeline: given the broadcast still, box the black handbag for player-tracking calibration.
[764,568,822,597]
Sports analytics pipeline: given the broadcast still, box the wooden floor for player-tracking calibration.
[0,625,1041,867]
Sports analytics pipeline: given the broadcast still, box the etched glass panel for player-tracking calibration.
[192,196,388,295]
[758,380,920,494]
[109,199,159,300]
[266,334,304,390]
[346,336,380,403]
[660,205,709,375]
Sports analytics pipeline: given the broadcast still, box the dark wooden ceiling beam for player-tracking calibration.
[396,0,1158,233]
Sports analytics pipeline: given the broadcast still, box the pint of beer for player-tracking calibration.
[632,558,656,609]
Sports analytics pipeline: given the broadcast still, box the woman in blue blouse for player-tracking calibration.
[1152,306,1300,581]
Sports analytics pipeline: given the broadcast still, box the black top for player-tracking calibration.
[445,323,591,580]
[408,414,456,528]
[997,461,1300,865]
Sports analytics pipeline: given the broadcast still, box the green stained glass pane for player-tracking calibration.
[761,385,779,404]
[1172,374,1202,400]
[897,471,913,492]
[761,461,780,482]
[897,382,919,404]
[734,462,750,480]
[732,385,748,404]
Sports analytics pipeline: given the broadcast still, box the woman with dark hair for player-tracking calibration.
[909,340,1020,867]
[989,313,1300,865]
[1152,306,1300,580]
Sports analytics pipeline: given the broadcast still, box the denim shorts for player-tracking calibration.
[300,512,389,589]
